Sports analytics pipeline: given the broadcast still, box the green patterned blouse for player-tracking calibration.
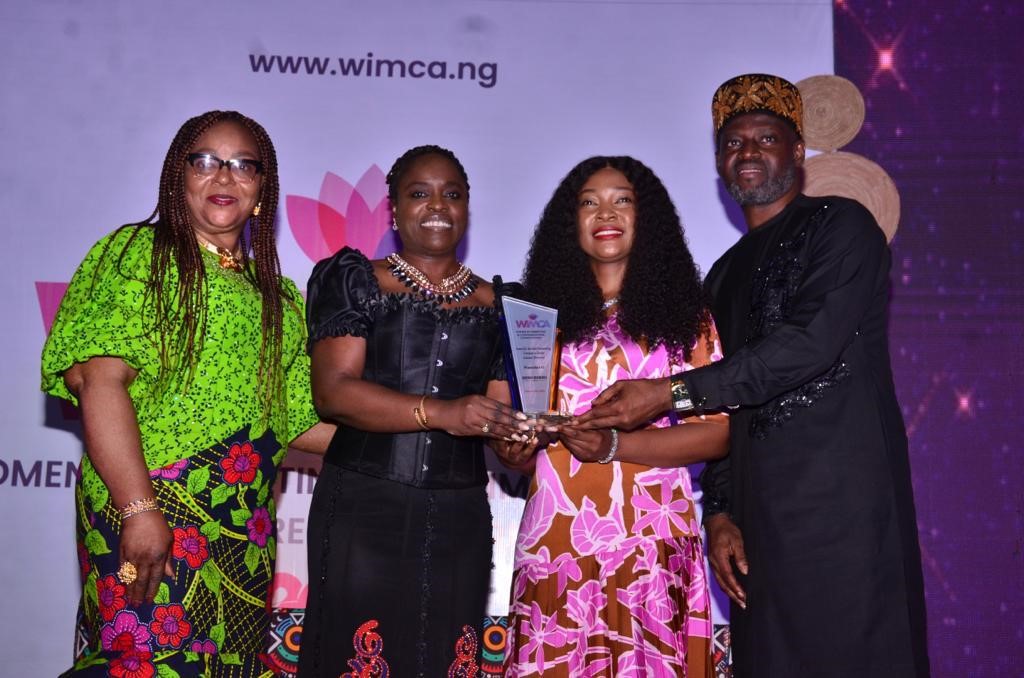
[41,226,319,507]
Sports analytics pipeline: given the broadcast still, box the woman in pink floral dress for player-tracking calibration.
[505,156,729,677]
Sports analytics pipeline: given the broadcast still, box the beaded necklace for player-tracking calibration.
[386,252,477,303]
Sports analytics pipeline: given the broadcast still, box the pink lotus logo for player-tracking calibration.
[36,281,79,419]
[270,571,308,607]
[36,282,69,335]
[286,165,398,262]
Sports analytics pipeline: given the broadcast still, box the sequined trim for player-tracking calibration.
[447,625,480,677]
[747,205,850,438]
[341,619,391,678]
[702,491,731,518]
[750,360,851,439]
[746,229,807,343]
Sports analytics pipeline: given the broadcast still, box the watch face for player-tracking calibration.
[671,375,691,411]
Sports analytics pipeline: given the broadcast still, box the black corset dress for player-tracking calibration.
[297,247,504,678]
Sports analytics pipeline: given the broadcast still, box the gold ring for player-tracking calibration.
[481,423,491,434]
[117,561,138,585]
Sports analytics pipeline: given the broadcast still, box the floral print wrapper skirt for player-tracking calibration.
[64,427,283,678]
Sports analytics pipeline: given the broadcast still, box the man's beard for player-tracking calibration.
[727,163,798,206]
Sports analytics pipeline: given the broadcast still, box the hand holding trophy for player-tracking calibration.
[493,277,569,430]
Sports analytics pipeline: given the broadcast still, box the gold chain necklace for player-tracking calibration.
[385,252,477,303]
[195,234,244,272]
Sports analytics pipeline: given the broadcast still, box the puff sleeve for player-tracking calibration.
[306,246,377,350]
[41,227,158,404]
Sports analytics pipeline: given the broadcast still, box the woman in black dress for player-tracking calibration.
[298,145,525,677]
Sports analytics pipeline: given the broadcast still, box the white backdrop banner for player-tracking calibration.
[1,1,832,674]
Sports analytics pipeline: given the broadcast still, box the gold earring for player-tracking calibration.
[252,202,261,217]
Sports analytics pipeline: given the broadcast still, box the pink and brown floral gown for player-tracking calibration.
[505,313,722,677]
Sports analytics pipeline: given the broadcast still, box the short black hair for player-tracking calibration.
[385,145,469,203]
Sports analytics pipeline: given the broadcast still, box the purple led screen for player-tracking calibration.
[835,2,1023,675]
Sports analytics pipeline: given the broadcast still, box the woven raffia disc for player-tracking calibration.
[803,151,900,241]
[796,75,865,152]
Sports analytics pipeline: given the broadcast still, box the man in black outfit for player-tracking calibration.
[578,73,929,677]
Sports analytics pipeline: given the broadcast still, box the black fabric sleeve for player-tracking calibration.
[699,458,732,519]
[685,201,888,409]
[489,340,508,382]
[305,247,377,351]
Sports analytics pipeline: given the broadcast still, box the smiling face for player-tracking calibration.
[576,166,637,268]
[392,153,469,256]
[716,112,804,209]
[183,120,262,246]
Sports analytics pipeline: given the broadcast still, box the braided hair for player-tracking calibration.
[385,145,470,204]
[116,110,289,417]
[523,156,709,361]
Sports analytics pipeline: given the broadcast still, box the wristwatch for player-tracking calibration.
[669,373,704,414]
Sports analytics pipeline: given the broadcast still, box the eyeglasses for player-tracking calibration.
[186,153,264,182]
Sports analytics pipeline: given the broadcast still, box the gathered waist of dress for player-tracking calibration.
[323,426,488,489]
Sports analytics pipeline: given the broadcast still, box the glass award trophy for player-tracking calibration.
[498,294,568,423]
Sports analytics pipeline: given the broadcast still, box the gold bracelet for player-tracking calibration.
[413,394,430,430]
[120,497,160,521]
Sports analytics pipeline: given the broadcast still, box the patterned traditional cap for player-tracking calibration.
[712,73,803,138]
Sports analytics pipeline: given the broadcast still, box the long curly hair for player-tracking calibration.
[113,110,291,417]
[523,156,708,360]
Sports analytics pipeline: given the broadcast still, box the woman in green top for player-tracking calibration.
[42,110,332,677]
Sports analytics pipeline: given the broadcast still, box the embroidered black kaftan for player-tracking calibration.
[690,195,929,678]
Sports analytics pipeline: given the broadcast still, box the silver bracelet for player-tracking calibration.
[597,428,619,464]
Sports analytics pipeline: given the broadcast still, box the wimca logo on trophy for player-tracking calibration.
[496,289,569,423]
